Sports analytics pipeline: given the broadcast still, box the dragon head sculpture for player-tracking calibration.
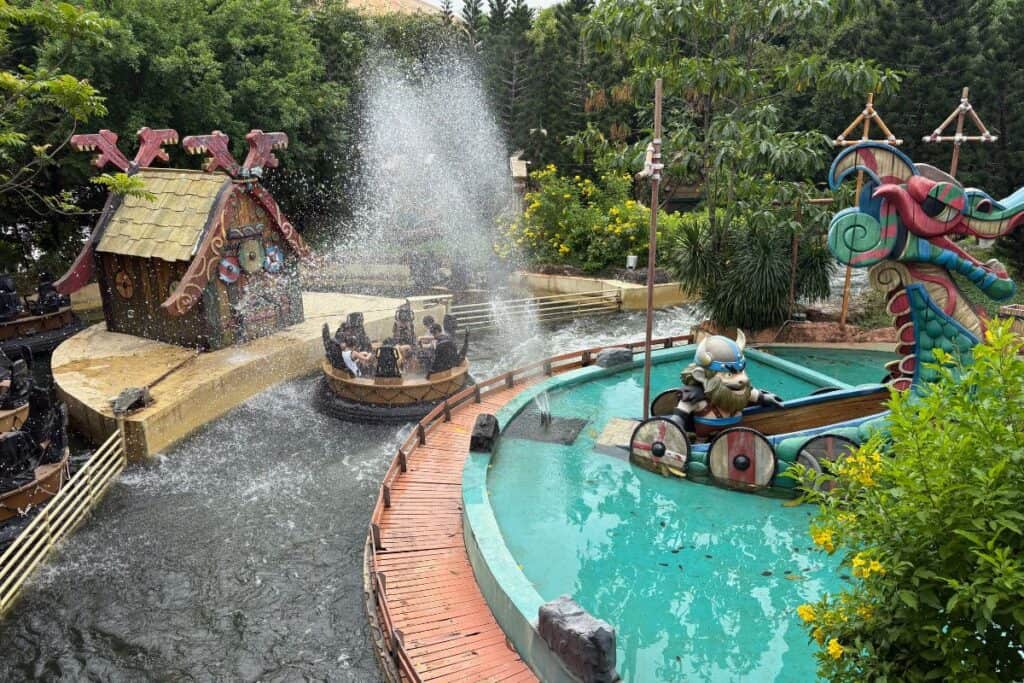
[827,142,1024,389]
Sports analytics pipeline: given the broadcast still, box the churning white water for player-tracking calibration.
[328,55,516,287]
[325,53,545,357]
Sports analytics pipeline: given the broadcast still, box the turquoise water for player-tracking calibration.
[488,357,856,682]
[761,346,898,388]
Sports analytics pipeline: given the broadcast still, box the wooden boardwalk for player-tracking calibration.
[366,335,693,682]
[372,381,540,682]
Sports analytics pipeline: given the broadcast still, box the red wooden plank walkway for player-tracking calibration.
[367,335,692,681]
[372,380,540,682]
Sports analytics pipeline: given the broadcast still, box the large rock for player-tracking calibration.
[470,413,499,452]
[110,386,153,416]
[595,348,633,368]
[538,595,620,683]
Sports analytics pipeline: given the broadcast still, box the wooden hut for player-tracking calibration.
[56,127,312,350]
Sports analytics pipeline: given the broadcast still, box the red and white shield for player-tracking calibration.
[218,256,241,284]
[708,427,776,490]
[629,417,690,471]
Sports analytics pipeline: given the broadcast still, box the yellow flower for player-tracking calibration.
[856,605,873,620]
[558,244,571,255]
[813,627,825,645]
[811,528,836,554]
[869,560,885,575]
[797,604,816,623]
[827,639,844,660]
[852,554,866,569]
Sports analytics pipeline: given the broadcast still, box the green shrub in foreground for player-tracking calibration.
[795,321,1024,681]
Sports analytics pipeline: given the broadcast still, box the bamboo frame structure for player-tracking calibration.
[834,93,902,326]
[922,86,997,178]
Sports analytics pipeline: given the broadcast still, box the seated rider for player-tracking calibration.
[339,335,374,377]
[415,323,441,372]
[418,315,436,345]
[428,333,459,376]
[672,331,783,439]
[336,312,372,352]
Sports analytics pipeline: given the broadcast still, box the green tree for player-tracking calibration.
[811,0,998,190]
[583,0,898,328]
[481,0,533,147]
[0,2,114,277]
[461,0,485,41]
[440,0,454,24]
[794,321,1024,681]
[518,1,595,167]
[51,0,347,227]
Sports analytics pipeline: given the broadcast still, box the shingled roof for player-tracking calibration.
[96,168,230,262]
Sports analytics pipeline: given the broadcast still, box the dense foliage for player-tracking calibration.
[665,200,836,329]
[7,0,1024,309]
[501,163,680,272]
[794,322,1024,681]
[0,0,463,278]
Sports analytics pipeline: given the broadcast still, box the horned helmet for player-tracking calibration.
[684,330,750,390]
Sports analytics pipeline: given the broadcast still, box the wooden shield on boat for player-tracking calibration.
[799,434,858,492]
[708,427,775,490]
[629,417,690,473]
[650,389,681,417]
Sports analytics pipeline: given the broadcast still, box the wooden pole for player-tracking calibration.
[949,87,968,178]
[642,78,663,421]
[839,93,873,328]
[788,204,801,319]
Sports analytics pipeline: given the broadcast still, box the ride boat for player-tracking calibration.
[0,273,83,356]
[0,350,71,548]
[316,304,472,423]
[628,141,1024,493]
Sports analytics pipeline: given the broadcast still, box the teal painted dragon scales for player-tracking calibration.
[827,142,1024,390]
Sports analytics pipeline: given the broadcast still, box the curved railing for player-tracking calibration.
[0,429,126,617]
[366,333,694,681]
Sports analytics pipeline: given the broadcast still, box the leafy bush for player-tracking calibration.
[500,164,681,273]
[794,321,1024,681]
[664,198,834,330]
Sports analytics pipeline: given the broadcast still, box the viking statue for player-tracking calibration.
[673,331,782,438]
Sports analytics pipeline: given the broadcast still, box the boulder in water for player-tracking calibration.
[595,348,633,368]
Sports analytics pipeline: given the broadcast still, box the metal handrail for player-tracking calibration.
[0,429,126,616]
[366,333,693,677]
[448,288,618,311]
[453,297,620,324]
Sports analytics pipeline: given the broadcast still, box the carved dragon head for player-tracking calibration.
[827,142,1024,388]
[828,142,1024,301]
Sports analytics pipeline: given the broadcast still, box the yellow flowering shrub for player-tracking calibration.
[789,322,1024,681]
[499,164,682,272]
